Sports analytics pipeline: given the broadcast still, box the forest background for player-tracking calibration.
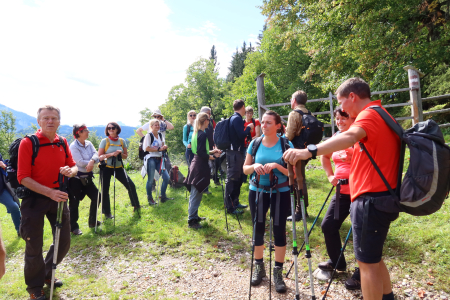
[1,0,449,167]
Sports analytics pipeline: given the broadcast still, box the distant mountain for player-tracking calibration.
[0,103,136,140]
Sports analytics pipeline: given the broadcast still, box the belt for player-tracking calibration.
[334,178,349,220]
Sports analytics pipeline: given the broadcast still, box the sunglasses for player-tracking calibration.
[155,115,163,119]
[190,114,196,117]
[107,126,116,130]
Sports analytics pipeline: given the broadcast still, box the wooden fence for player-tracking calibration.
[256,65,450,138]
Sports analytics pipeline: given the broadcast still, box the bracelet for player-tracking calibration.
[157,147,161,151]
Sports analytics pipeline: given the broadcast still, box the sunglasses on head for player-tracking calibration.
[107,126,116,130]
[190,114,196,117]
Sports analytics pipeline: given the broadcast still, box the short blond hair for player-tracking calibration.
[149,119,160,127]
[37,105,60,120]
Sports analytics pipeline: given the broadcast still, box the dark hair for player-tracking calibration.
[336,77,371,99]
[292,90,307,105]
[233,99,245,111]
[263,110,284,134]
[73,123,87,139]
[333,106,350,118]
[105,122,121,136]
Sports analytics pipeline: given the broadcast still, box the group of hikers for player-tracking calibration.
[0,76,434,300]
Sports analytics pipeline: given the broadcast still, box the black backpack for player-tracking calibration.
[246,118,256,144]
[139,132,163,160]
[291,110,324,149]
[6,134,68,189]
[214,117,232,150]
[360,106,450,215]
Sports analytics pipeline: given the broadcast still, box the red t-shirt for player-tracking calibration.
[349,100,400,201]
[244,118,261,146]
[18,130,76,189]
[331,146,353,195]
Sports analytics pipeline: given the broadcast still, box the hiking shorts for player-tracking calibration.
[350,195,399,264]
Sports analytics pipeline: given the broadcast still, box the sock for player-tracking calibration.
[382,292,395,300]
[255,258,263,263]
[275,261,283,268]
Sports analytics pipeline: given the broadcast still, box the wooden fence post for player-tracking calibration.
[404,65,424,125]
[329,91,335,135]
[256,73,266,119]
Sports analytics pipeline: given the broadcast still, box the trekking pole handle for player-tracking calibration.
[287,163,295,186]
[295,160,304,191]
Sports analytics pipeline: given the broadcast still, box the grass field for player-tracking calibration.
[0,158,449,299]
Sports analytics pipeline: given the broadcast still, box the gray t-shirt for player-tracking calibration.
[99,138,127,167]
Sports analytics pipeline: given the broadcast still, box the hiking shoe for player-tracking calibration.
[104,213,114,219]
[89,221,102,228]
[345,267,361,290]
[237,203,248,209]
[196,216,206,221]
[203,190,212,195]
[188,219,203,229]
[29,290,46,300]
[45,278,63,288]
[251,261,266,286]
[148,199,156,205]
[273,266,287,293]
[318,260,346,272]
[160,196,173,203]
[228,209,243,215]
[71,228,82,236]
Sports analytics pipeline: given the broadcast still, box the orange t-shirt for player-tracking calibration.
[349,100,400,201]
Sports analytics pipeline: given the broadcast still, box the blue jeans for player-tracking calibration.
[146,157,169,200]
[0,188,21,232]
[188,185,203,221]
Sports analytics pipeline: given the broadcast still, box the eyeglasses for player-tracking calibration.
[190,114,196,118]
[155,115,163,119]
[107,126,116,130]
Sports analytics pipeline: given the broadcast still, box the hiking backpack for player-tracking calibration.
[6,134,68,189]
[291,110,324,149]
[214,117,232,150]
[246,118,256,144]
[138,132,163,160]
[361,106,450,215]
[169,165,185,188]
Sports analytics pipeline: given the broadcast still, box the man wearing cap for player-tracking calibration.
[137,109,174,140]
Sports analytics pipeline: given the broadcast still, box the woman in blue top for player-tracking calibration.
[183,110,196,168]
[243,110,293,294]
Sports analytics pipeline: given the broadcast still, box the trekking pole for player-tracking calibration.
[95,167,102,233]
[295,161,316,300]
[286,185,335,278]
[268,172,275,300]
[248,175,260,300]
[50,173,67,300]
[118,154,140,218]
[220,170,229,233]
[322,227,352,300]
[287,163,300,300]
[112,156,116,227]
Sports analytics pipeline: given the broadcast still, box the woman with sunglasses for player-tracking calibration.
[183,110,196,168]
[98,122,140,218]
[68,124,101,235]
[184,112,220,229]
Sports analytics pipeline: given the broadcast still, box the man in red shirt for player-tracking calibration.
[283,78,399,300]
[18,105,77,300]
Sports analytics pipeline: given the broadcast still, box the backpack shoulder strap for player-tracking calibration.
[104,138,111,152]
[251,136,264,163]
[294,109,305,116]
[368,106,403,138]
[57,135,68,158]
[252,118,255,127]
[279,136,290,166]
[119,138,125,149]
[158,132,163,141]
[25,134,40,166]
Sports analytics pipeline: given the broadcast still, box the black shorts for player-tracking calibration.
[350,196,399,263]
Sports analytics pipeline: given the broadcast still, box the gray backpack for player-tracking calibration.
[360,106,450,215]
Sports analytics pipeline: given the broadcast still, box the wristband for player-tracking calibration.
[157,147,161,151]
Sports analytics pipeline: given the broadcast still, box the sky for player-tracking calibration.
[0,0,266,127]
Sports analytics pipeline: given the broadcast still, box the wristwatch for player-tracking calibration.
[307,144,318,159]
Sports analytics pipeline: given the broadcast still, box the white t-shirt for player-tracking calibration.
[140,121,166,139]
[143,132,164,158]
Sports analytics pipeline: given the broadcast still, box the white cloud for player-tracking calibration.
[0,0,234,127]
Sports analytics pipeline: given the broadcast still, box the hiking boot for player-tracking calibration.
[160,196,173,203]
[104,213,114,219]
[273,266,287,293]
[250,261,266,286]
[188,219,203,229]
[45,278,63,288]
[236,203,248,209]
[345,267,361,290]
[29,290,46,300]
[196,216,206,221]
[89,221,102,228]
[71,228,82,236]
[286,213,302,222]
[148,198,156,205]
[318,259,346,272]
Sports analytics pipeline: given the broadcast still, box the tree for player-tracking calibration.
[0,111,17,158]
[227,41,255,82]
[209,45,218,69]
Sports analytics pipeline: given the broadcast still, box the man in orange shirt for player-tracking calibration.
[283,78,399,300]
[18,105,77,300]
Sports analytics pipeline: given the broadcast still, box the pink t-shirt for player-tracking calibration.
[331,146,353,195]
